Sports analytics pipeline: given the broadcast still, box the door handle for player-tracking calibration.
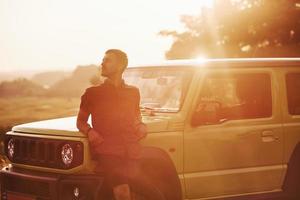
[261,130,279,142]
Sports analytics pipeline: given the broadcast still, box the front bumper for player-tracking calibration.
[0,165,104,200]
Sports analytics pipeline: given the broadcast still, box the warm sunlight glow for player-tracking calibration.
[1,0,216,72]
[179,0,214,15]
[196,55,207,62]
[202,0,214,8]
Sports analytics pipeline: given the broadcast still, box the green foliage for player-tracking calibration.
[160,0,300,59]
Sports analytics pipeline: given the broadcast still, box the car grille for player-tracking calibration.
[4,135,83,169]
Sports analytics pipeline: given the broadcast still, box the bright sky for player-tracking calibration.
[0,0,213,72]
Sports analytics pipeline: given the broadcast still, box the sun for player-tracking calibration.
[195,55,207,62]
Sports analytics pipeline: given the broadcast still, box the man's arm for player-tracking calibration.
[77,89,104,145]
[77,88,93,135]
[76,109,92,135]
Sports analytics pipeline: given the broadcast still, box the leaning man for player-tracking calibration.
[76,49,165,200]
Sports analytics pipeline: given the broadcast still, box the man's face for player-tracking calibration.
[100,53,122,77]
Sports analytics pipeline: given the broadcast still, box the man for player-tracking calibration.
[76,49,164,200]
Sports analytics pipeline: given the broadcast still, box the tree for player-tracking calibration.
[160,0,300,59]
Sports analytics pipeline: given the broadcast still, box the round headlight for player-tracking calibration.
[7,138,15,159]
[61,144,73,166]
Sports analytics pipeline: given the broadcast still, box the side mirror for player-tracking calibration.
[191,101,222,126]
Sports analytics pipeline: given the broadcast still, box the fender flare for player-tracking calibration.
[283,142,300,198]
[138,146,182,200]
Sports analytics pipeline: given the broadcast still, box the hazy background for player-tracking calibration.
[1,0,213,74]
[1,0,300,165]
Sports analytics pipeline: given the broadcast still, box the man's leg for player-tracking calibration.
[98,155,132,200]
[98,154,164,200]
[109,165,132,200]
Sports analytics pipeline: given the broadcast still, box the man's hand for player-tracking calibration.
[87,128,104,147]
[77,108,104,154]
[133,119,147,141]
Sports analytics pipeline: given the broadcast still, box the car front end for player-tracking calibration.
[1,117,105,200]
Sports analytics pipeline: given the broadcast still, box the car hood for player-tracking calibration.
[11,115,171,137]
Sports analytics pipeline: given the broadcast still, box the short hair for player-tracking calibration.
[105,49,128,71]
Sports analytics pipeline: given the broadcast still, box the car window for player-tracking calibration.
[192,73,272,126]
[124,67,193,113]
[286,73,300,115]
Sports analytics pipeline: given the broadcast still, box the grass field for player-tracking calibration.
[0,96,81,167]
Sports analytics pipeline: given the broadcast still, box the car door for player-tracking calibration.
[281,68,300,178]
[184,68,284,199]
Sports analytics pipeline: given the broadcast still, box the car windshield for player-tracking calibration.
[124,67,193,113]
